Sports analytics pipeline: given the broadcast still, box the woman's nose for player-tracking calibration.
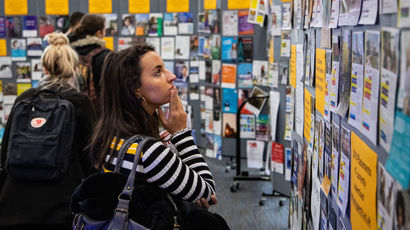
[166,69,176,82]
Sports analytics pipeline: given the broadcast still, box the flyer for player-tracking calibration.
[222,113,237,138]
[246,140,265,169]
[7,16,22,38]
[256,114,269,141]
[222,10,238,36]
[22,16,37,37]
[238,88,253,114]
[282,3,292,30]
[148,13,162,36]
[11,38,26,61]
[348,31,364,131]
[337,124,350,216]
[358,0,378,25]
[222,88,238,114]
[221,63,237,88]
[268,62,279,88]
[252,60,268,86]
[177,13,193,34]
[331,114,340,199]
[104,14,118,36]
[161,37,175,60]
[0,57,12,78]
[379,27,399,152]
[212,60,221,85]
[381,0,398,14]
[238,62,253,88]
[328,0,340,28]
[31,59,42,81]
[135,14,149,36]
[270,5,282,36]
[271,142,284,173]
[190,35,199,60]
[336,29,351,118]
[244,86,269,116]
[361,30,380,145]
[269,91,280,141]
[237,37,253,62]
[239,114,256,138]
[397,30,410,112]
[211,35,221,60]
[163,13,178,36]
[175,36,190,60]
[330,34,340,113]
[398,0,410,28]
[121,14,136,36]
[238,10,254,35]
[285,148,292,181]
[377,163,397,230]
[16,62,31,82]
[280,30,291,57]
[221,37,238,62]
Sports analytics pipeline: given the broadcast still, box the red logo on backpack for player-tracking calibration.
[31,117,46,128]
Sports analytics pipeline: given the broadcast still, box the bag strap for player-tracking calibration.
[108,135,156,230]
[113,135,142,173]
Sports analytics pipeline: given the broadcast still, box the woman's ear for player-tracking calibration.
[95,30,105,38]
[43,67,50,75]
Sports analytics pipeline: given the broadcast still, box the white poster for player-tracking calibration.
[240,114,256,138]
[31,59,42,81]
[0,57,12,78]
[358,0,378,25]
[282,3,292,30]
[337,124,350,216]
[324,50,332,122]
[381,0,398,14]
[295,80,304,138]
[175,36,190,60]
[398,0,410,28]
[270,91,280,141]
[361,30,380,145]
[379,27,399,152]
[161,37,175,60]
[311,177,321,230]
[223,10,238,36]
[270,5,282,36]
[246,140,265,169]
[398,31,410,113]
[377,164,397,230]
[348,31,364,131]
[328,0,340,28]
[146,37,160,53]
[330,34,340,113]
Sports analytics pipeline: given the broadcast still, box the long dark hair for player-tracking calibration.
[70,14,105,41]
[89,44,158,168]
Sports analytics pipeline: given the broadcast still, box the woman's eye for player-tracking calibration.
[154,69,161,76]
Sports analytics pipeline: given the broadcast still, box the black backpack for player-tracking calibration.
[5,88,76,181]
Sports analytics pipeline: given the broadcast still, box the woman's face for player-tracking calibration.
[137,51,176,113]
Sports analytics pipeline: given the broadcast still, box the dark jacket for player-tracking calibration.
[68,34,111,99]
[0,87,97,227]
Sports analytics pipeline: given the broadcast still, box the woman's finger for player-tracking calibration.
[157,107,168,126]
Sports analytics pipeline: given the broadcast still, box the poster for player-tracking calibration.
[271,142,284,173]
[175,36,190,60]
[89,0,112,14]
[121,14,136,36]
[330,34,340,113]
[304,88,313,142]
[213,135,222,160]
[46,0,69,15]
[350,131,377,230]
[7,16,22,38]
[385,110,410,189]
[268,62,279,88]
[177,13,193,34]
[379,27,399,152]
[212,60,221,85]
[161,37,175,60]
[381,0,398,14]
[223,10,238,36]
[221,37,238,62]
[244,86,268,116]
[240,114,256,138]
[398,30,410,113]
[239,10,255,35]
[11,38,26,61]
[316,48,326,116]
[205,0,217,10]
[324,49,332,122]
[246,140,265,169]
[31,59,42,81]
[22,16,37,37]
[270,5,282,36]
[358,0,378,25]
[237,37,253,62]
[284,86,294,141]
[145,37,160,53]
[163,13,178,36]
[338,0,362,26]
[238,62,253,88]
[331,115,341,200]
[269,91,280,141]
[221,63,237,88]
[0,17,6,38]
[337,124,350,216]
[5,0,27,15]
[328,0,340,28]
[228,0,251,9]
[252,60,268,85]
[295,79,304,138]
[289,45,296,88]
[238,88,252,114]
[256,114,269,141]
[377,163,397,230]
[398,0,410,28]
[280,30,291,57]
[129,0,150,13]
[247,0,267,26]
[285,148,292,181]
[167,0,189,12]
[148,13,163,36]
[282,3,292,30]
[205,133,214,157]
[222,88,238,114]
[198,10,220,34]
[0,57,12,78]
[348,31,364,131]
[336,29,352,118]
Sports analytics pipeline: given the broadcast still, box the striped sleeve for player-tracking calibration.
[140,130,216,202]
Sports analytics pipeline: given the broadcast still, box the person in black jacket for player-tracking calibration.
[68,14,111,115]
[0,33,97,230]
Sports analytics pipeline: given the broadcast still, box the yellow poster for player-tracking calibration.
[0,81,3,93]
[315,48,326,116]
[0,39,7,56]
[89,0,112,14]
[4,0,27,15]
[351,132,377,230]
[46,0,69,15]
[269,39,274,63]
[204,0,217,9]
[228,0,251,9]
[103,37,114,50]
[17,83,31,96]
[304,88,312,141]
[289,45,296,88]
[129,0,150,13]
[167,0,189,12]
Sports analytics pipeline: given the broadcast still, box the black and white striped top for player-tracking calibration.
[103,129,216,202]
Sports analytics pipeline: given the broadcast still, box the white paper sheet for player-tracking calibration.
[361,30,380,145]
[161,37,175,60]
[398,0,410,28]
[295,80,304,138]
[328,0,340,28]
[381,0,398,14]
[358,0,378,25]
[246,140,265,169]
[377,164,397,230]
[222,10,238,36]
[348,31,364,131]
[330,35,340,113]
[270,91,280,141]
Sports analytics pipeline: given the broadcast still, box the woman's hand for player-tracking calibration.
[196,195,218,210]
[158,89,187,134]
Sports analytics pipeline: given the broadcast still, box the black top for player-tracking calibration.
[0,87,97,227]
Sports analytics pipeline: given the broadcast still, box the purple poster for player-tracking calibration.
[0,17,6,38]
[23,16,38,37]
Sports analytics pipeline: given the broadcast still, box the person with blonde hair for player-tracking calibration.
[0,32,97,230]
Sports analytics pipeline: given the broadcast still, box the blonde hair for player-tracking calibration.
[39,32,80,91]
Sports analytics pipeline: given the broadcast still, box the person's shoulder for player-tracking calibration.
[15,88,37,102]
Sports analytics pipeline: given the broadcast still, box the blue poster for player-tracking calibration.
[214,135,222,160]
[222,88,238,114]
[0,17,6,38]
[22,16,37,37]
[221,37,237,62]
[385,110,410,189]
[237,62,253,88]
